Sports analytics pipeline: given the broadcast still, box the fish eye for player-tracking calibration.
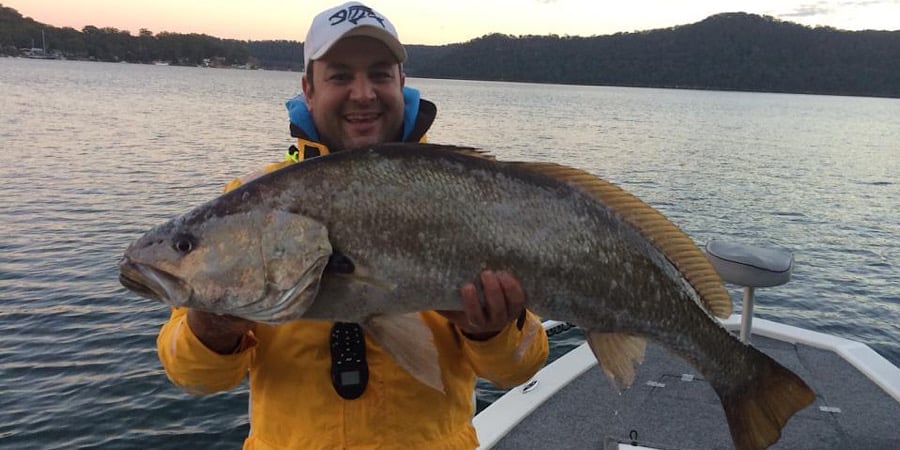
[326,250,355,274]
[172,234,197,254]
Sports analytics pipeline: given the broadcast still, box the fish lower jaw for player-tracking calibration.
[118,259,193,306]
[118,273,161,302]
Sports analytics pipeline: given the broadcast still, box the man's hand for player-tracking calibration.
[439,270,527,341]
[187,310,255,354]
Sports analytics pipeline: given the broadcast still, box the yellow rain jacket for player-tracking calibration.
[157,93,549,449]
[158,308,548,449]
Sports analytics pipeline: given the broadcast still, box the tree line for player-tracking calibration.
[2,5,898,97]
[1,5,254,66]
[404,13,900,98]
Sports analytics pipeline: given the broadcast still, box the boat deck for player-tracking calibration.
[476,321,900,449]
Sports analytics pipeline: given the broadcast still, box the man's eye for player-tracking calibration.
[329,73,352,82]
[370,72,392,81]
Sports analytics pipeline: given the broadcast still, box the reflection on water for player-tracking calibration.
[1,58,898,448]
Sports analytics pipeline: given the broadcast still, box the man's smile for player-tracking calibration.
[345,112,381,123]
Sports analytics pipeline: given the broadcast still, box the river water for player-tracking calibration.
[1,58,898,449]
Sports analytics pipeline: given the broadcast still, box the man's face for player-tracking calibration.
[303,36,406,150]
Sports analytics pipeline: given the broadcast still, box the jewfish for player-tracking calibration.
[118,143,815,450]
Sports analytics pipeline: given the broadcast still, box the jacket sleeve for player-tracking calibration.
[156,307,255,395]
[456,310,548,388]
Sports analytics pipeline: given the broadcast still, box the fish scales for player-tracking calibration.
[293,149,702,346]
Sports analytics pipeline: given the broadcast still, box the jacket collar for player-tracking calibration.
[286,86,436,146]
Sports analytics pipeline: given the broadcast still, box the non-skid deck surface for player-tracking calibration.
[491,335,900,449]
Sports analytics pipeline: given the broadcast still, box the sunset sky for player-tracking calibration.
[5,0,899,45]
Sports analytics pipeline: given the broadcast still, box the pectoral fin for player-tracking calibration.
[586,331,647,391]
[364,314,444,393]
[321,249,398,295]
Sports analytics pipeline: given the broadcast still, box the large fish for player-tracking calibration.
[119,143,814,450]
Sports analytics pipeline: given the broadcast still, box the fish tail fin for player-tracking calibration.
[715,350,815,450]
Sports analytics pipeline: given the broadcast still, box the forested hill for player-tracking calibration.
[404,12,900,98]
[2,4,898,98]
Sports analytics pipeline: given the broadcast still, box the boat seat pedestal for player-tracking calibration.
[705,240,793,343]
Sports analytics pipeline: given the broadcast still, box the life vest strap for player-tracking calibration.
[286,138,331,162]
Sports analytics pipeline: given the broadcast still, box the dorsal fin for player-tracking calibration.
[439,145,496,161]
[382,143,497,161]
[510,161,732,318]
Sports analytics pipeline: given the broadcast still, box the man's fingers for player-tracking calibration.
[447,271,525,338]
[496,271,526,309]
[460,282,485,327]
[480,270,509,327]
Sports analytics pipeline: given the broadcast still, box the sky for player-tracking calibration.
[5,0,899,45]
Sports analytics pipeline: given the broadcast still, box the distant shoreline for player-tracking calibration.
[4,7,898,99]
[7,55,896,100]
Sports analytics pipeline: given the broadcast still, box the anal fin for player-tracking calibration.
[586,331,647,391]
[364,313,444,393]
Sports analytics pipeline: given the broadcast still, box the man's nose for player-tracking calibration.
[348,76,376,102]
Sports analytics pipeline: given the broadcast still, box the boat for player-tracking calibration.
[473,240,900,449]
[22,30,55,60]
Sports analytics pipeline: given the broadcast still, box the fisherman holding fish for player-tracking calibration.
[154,2,549,449]
[124,2,816,449]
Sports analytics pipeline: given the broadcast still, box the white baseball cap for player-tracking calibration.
[303,2,407,70]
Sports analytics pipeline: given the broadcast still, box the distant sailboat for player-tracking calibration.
[25,30,53,59]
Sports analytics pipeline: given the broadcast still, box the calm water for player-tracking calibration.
[1,58,898,449]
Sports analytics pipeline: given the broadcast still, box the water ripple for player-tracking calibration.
[2,58,898,448]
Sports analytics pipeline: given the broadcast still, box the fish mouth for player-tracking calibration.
[118,256,192,305]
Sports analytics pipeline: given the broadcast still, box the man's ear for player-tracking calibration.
[302,74,311,99]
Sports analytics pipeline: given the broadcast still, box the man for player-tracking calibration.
[157,2,549,449]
